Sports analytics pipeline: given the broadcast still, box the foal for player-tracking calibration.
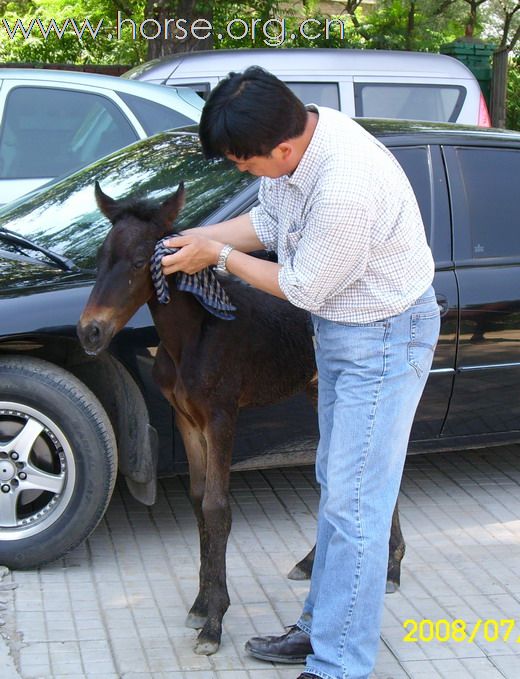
[78,182,405,655]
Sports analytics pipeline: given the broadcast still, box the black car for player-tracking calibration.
[0,120,519,569]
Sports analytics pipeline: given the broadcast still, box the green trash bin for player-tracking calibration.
[440,39,496,107]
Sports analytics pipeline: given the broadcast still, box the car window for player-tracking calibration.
[117,91,195,134]
[0,132,255,269]
[389,146,432,243]
[354,84,465,122]
[0,87,138,180]
[454,147,520,259]
[286,82,340,110]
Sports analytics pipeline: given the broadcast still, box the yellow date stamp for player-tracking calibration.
[403,618,520,643]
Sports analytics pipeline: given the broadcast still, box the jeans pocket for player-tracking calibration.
[407,309,440,378]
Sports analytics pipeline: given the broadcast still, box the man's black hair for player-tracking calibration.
[199,66,308,160]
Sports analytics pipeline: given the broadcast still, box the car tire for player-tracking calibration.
[0,355,117,569]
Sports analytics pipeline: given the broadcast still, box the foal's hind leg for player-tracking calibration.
[386,498,405,593]
[193,412,235,656]
[288,498,405,592]
[288,545,315,580]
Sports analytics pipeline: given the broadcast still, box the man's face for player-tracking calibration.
[226,146,289,178]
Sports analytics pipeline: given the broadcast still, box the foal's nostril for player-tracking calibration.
[88,323,101,344]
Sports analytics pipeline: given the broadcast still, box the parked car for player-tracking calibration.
[123,48,491,126]
[0,119,519,569]
[0,68,203,205]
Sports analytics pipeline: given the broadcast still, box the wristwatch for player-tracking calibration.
[215,244,234,274]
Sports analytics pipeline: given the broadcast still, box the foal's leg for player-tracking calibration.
[194,412,235,655]
[153,351,213,629]
[386,498,405,593]
[288,499,405,592]
[175,412,211,629]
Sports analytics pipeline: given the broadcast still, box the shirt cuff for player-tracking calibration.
[278,265,322,313]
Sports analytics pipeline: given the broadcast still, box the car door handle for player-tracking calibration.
[436,294,449,317]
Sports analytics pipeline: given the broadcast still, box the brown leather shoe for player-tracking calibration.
[245,625,312,663]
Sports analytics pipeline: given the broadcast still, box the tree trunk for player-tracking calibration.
[145,0,214,60]
[406,2,416,51]
[491,47,509,128]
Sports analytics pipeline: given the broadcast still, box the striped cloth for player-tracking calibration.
[150,235,236,320]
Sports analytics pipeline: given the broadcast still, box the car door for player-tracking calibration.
[0,82,139,204]
[389,144,458,445]
[442,143,520,438]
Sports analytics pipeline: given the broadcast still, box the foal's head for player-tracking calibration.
[77,181,185,356]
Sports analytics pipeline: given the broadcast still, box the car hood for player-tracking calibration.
[0,250,156,340]
[0,254,94,298]
[0,129,253,271]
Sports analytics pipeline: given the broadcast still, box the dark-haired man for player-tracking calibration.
[162,66,440,679]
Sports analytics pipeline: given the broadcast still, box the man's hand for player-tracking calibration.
[161,234,223,275]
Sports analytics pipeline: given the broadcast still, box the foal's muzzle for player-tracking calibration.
[77,317,116,356]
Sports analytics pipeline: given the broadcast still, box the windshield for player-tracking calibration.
[0,131,254,269]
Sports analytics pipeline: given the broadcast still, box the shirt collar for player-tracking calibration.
[286,104,325,193]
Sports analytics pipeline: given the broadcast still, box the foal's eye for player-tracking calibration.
[132,259,147,270]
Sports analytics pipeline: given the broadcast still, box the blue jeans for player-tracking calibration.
[296,286,440,679]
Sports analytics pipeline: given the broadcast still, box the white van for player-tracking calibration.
[123,48,491,127]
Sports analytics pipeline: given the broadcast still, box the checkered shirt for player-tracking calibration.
[250,106,435,323]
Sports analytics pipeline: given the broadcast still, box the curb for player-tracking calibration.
[0,566,22,679]
[0,634,21,679]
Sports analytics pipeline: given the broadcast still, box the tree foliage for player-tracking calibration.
[0,0,502,62]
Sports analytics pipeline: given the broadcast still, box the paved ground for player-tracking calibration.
[2,444,520,679]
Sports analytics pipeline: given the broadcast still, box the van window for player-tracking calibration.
[354,83,465,122]
[286,82,340,110]
[455,147,520,259]
[173,82,211,100]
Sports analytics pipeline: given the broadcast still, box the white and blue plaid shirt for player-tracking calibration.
[250,106,434,323]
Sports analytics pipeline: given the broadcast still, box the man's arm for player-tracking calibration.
[173,212,265,253]
[161,213,286,300]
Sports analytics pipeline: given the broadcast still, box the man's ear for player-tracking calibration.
[276,142,293,161]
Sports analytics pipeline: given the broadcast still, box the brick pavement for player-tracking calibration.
[2,445,520,679]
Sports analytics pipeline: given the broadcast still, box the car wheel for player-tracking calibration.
[0,355,117,569]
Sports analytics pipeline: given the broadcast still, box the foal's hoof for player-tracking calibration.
[386,579,399,594]
[185,612,207,629]
[194,638,220,655]
[287,563,311,580]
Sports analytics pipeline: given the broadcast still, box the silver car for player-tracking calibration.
[0,68,203,204]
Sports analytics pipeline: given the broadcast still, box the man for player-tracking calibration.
[162,67,440,679]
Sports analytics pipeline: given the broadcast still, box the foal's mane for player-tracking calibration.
[109,197,182,234]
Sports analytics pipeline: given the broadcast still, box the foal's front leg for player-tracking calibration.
[175,412,211,630]
[194,412,235,655]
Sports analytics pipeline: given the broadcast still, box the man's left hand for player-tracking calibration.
[161,234,222,275]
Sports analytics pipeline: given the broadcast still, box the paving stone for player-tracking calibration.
[5,446,520,677]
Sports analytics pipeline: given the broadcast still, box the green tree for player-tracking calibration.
[506,55,520,127]
[0,0,145,64]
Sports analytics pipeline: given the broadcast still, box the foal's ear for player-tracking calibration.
[95,181,119,222]
[157,182,185,231]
